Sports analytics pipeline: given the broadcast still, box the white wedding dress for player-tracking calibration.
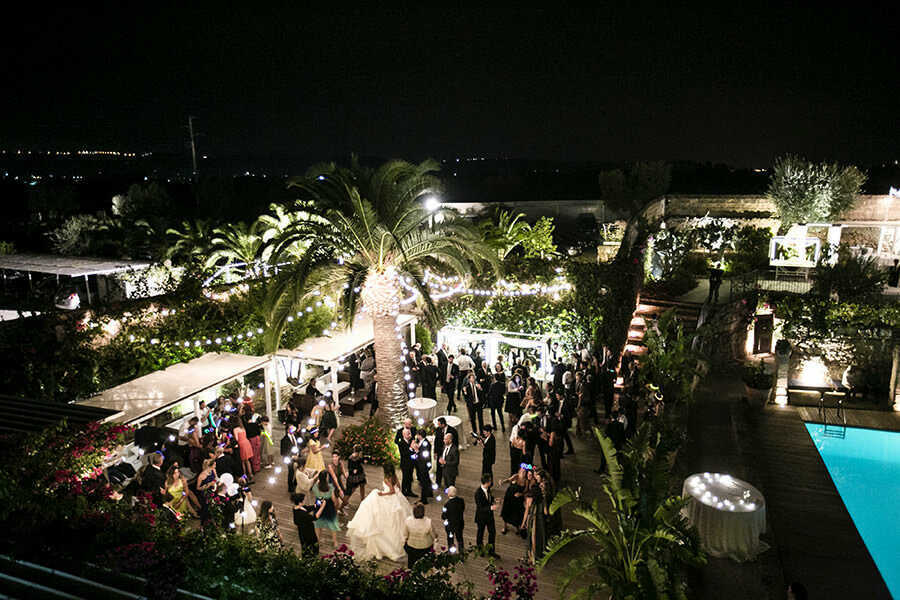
[347,479,413,561]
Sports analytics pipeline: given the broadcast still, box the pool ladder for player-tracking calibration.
[817,392,846,438]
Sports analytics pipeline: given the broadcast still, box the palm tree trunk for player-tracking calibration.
[362,269,406,428]
[372,312,405,428]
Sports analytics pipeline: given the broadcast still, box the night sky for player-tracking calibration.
[2,5,898,167]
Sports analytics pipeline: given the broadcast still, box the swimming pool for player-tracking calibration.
[806,423,900,597]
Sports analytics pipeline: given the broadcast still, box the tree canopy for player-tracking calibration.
[597,161,671,217]
[767,155,866,225]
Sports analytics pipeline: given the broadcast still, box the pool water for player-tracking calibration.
[806,423,900,597]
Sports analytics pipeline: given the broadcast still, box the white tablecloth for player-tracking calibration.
[434,414,466,449]
[408,397,438,424]
[682,473,767,562]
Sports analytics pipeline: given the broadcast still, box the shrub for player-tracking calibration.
[812,245,885,303]
[334,417,400,465]
[415,323,434,354]
[726,226,772,275]
[741,360,772,389]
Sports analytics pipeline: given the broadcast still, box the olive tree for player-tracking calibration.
[767,155,866,226]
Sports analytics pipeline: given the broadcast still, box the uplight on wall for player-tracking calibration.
[798,356,829,387]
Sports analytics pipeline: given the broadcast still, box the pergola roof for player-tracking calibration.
[78,352,270,425]
[278,313,418,365]
[0,395,120,435]
[440,325,551,346]
[0,253,151,276]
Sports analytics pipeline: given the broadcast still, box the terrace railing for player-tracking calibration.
[729,268,814,297]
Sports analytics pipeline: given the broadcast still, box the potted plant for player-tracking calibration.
[742,359,773,407]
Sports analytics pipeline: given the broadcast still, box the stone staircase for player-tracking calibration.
[624,295,704,357]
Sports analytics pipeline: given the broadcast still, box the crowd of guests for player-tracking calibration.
[134,393,278,536]
[127,336,660,568]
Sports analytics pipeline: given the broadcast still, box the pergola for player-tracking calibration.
[437,325,553,379]
[78,352,273,427]
[275,313,418,402]
[0,253,150,304]
[0,395,119,434]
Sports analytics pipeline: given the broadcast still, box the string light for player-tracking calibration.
[123,265,569,349]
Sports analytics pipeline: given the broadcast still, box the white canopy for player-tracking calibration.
[438,325,553,379]
[79,352,270,425]
[278,313,418,365]
[0,253,150,277]
[275,313,418,399]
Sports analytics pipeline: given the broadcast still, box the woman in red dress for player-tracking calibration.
[233,421,254,483]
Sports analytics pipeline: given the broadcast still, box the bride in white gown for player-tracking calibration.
[347,464,412,561]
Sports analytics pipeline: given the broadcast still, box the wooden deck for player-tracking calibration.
[747,403,891,599]
[256,395,606,599]
[796,405,900,432]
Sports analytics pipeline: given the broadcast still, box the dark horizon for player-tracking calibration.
[2,5,898,168]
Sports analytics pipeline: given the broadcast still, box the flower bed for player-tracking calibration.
[334,417,400,465]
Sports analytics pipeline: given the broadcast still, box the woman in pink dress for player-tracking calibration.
[233,423,254,483]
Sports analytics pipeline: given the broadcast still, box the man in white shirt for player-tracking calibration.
[455,350,475,396]
[579,343,591,364]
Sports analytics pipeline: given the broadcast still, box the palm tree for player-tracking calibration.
[539,426,704,599]
[480,208,531,259]
[205,220,272,279]
[256,203,311,261]
[165,219,213,265]
[265,158,497,426]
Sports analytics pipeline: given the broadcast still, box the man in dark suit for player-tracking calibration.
[394,418,414,445]
[479,424,496,480]
[438,433,459,487]
[280,426,300,493]
[474,357,486,380]
[442,355,460,413]
[419,355,439,401]
[291,493,319,557]
[405,350,420,392]
[443,485,465,551]
[536,407,552,470]
[141,452,166,503]
[433,417,448,488]
[474,473,499,557]
[367,371,378,416]
[436,343,448,378]
[413,429,433,504]
[397,427,416,497]
[595,411,626,475]
[348,352,361,392]
[605,411,626,450]
[487,373,506,433]
[462,371,485,435]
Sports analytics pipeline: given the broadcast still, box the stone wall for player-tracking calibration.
[445,194,898,225]
[664,194,775,218]
[663,194,898,224]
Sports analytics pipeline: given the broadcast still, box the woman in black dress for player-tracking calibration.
[500,468,528,535]
[521,472,547,564]
[504,374,523,430]
[509,429,526,475]
[320,399,339,442]
[540,470,563,539]
[345,445,367,505]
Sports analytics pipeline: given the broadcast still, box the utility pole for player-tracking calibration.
[188,115,198,179]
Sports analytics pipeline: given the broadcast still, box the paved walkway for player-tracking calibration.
[682,368,780,600]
